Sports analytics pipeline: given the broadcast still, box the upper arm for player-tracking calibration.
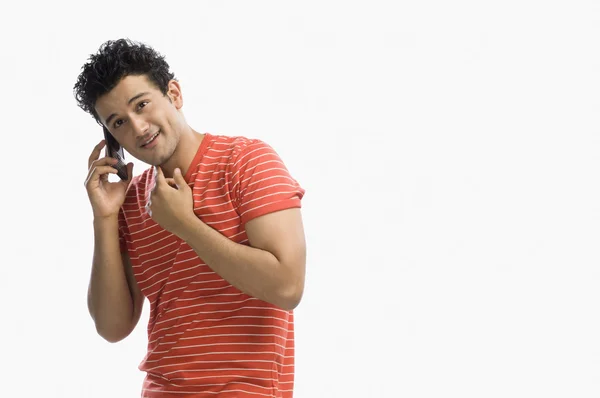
[231,140,305,225]
[122,251,144,331]
[245,208,307,302]
[232,139,307,306]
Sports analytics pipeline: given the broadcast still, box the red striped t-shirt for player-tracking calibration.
[117,133,305,397]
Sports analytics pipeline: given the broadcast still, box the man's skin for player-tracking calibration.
[84,74,306,343]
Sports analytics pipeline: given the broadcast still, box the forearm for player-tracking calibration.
[88,216,134,342]
[177,216,296,310]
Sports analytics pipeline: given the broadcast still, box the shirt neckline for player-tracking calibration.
[184,132,213,183]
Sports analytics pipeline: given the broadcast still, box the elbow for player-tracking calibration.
[103,335,125,344]
[93,318,133,343]
[96,324,130,343]
[88,292,138,343]
[279,298,301,311]
[276,281,304,311]
[88,310,129,343]
[276,264,305,310]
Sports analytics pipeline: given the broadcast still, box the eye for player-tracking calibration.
[114,119,124,128]
[138,101,149,110]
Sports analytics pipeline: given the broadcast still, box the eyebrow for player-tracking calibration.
[104,92,150,126]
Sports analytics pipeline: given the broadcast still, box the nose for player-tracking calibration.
[130,114,150,138]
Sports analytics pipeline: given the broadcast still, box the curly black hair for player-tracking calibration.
[74,38,176,125]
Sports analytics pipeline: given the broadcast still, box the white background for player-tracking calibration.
[0,1,599,397]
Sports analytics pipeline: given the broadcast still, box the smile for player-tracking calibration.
[141,131,160,147]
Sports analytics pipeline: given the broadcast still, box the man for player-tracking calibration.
[74,38,306,397]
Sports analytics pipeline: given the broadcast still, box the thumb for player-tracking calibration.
[121,162,134,187]
[155,166,166,182]
[174,168,188,190]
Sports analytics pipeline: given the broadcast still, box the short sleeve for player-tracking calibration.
[232,140,305,226]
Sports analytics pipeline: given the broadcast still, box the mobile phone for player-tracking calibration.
[103,127,128,180]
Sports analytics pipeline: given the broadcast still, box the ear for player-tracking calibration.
[166,79,183,110]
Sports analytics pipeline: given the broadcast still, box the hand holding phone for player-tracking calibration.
[84,135,133,219]
[103,127,129,180]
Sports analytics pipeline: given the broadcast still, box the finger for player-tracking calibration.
[155,166,167,188]
[89,156,118,170]
[87,157,118,181]
[120,162,134,186]
[173,168,188,190]
[84,165,118,187]
[165,178,178,189]
[88,140,106,169]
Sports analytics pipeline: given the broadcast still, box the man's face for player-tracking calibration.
[95,74,183,166]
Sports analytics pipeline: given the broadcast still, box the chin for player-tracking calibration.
[149,152,175,168]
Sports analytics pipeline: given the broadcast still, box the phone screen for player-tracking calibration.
[103,127,128,180]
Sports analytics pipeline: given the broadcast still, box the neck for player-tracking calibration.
[160,125,204,179]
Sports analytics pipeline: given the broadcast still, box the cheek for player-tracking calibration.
[166,112,183,133]
[111,133,127,148]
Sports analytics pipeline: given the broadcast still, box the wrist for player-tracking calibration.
[93,214,119,230]
[176,212,202,242]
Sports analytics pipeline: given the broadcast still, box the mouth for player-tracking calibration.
[141,131,160,148]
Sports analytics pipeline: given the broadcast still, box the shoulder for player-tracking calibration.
[208,133,276,166]
[210,133,271,152]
